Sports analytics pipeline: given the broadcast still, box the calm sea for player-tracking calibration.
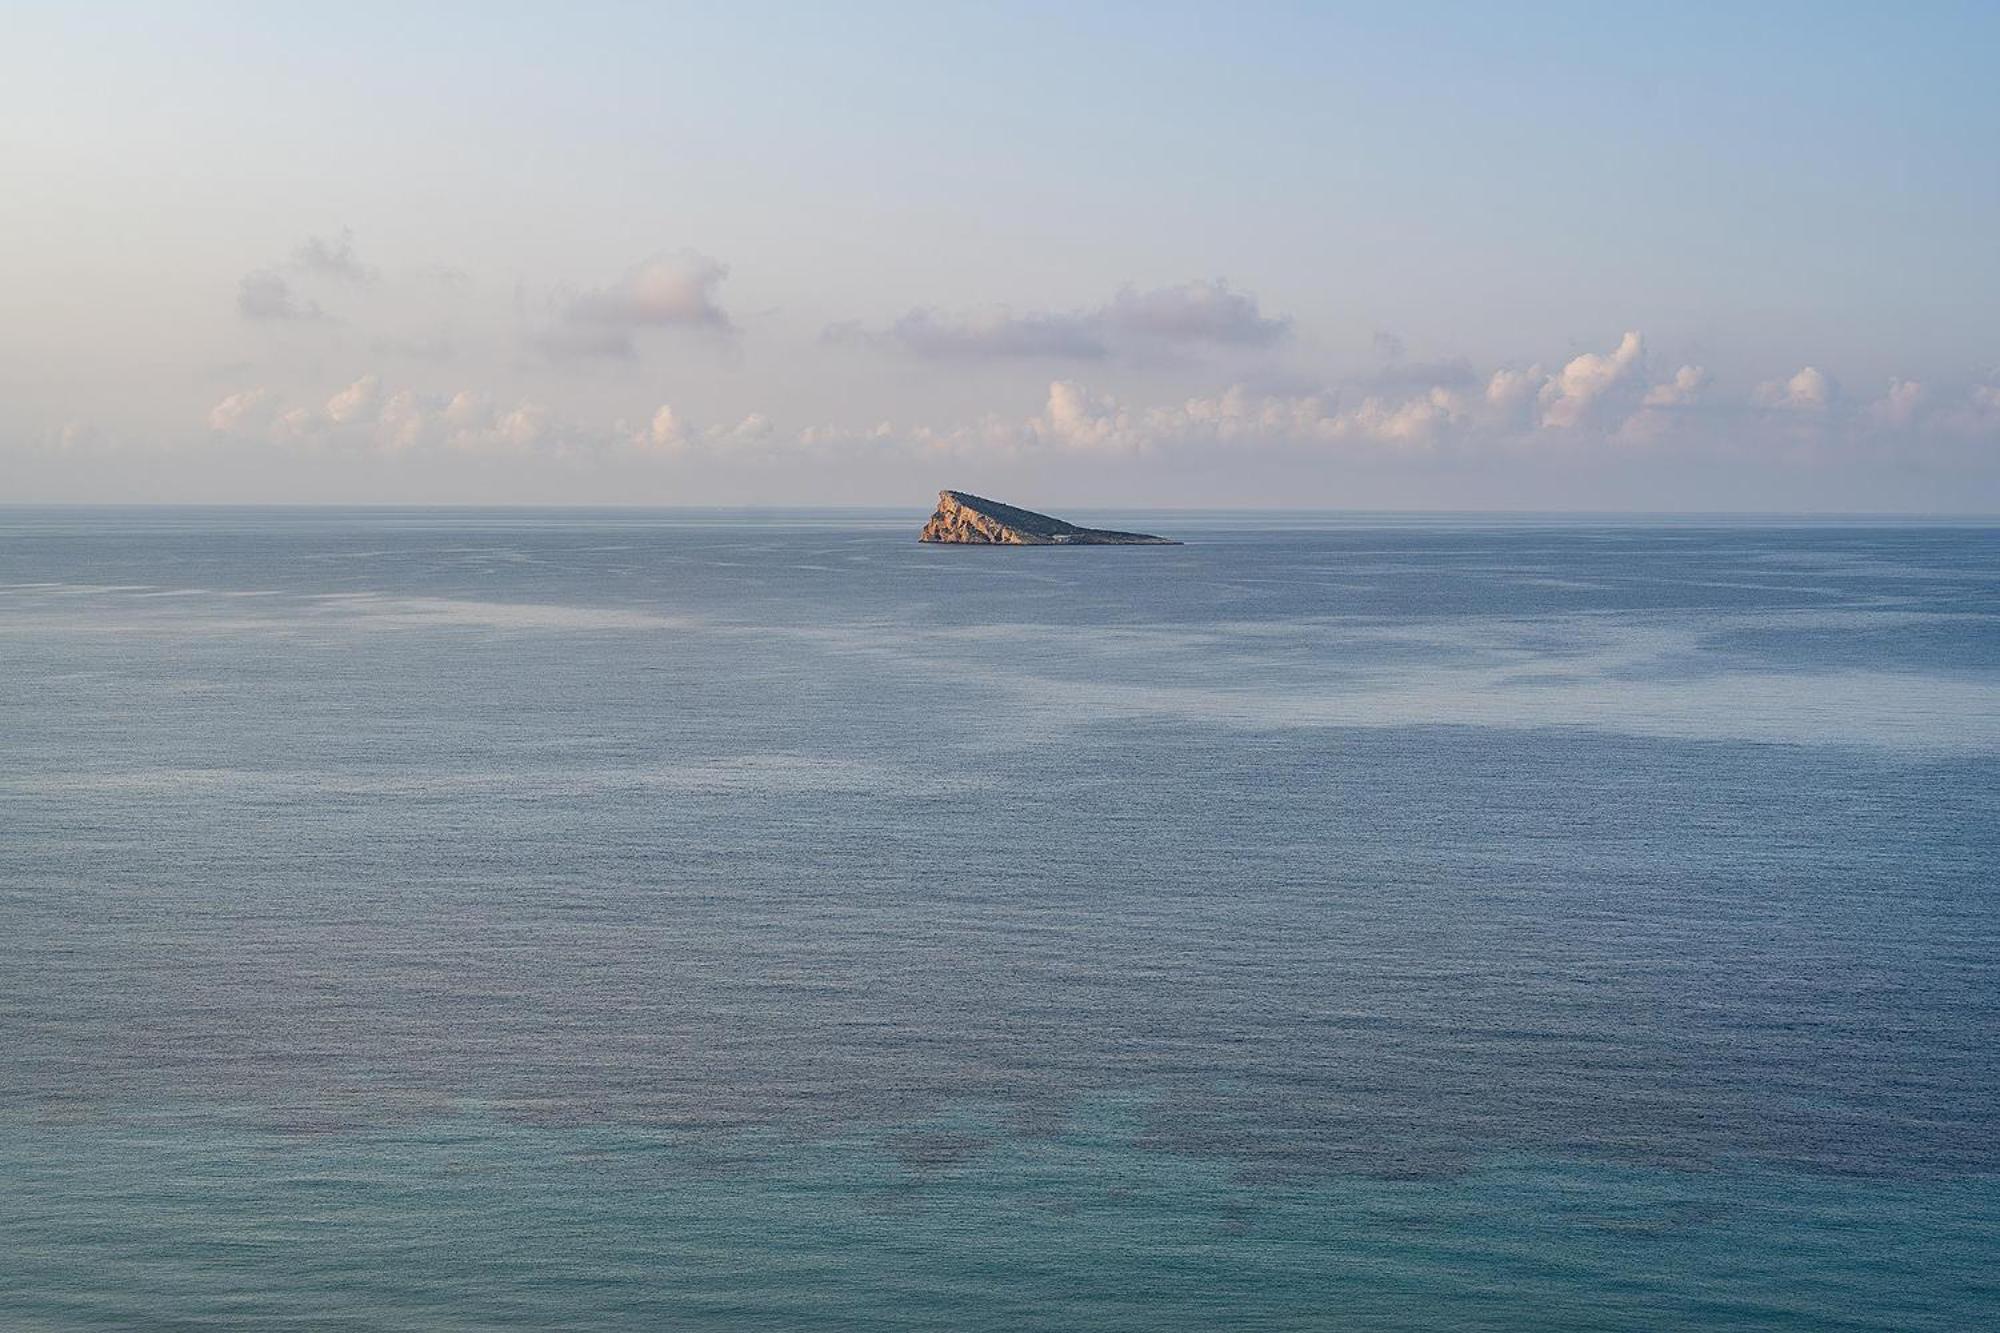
[2,508,1996,1330]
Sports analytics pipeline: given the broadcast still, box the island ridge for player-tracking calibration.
[918,490,1180,545]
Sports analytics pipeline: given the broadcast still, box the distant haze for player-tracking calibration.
[4,2,1998,510]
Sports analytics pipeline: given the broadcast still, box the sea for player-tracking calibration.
[2,507,1996,1331]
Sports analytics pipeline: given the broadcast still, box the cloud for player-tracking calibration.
[52,420,103,452]
[798,337,1670,460]
[1868,378,1925,429]
[193,334,2000,484]
[1097,280,1289,347]
[542,251,735,359]
[1618,365,1711,443]
[1339,387,1471,445]
[207,387,278,432]
[1756,366,1833,411]
[1484,366,1543,418]
[1083,379,1465,452]
[201,373,775,462]
[324,374,382,424]
[1042,380,1139,450]
[842,307,1111,360]
[442,390,490,429]
[236,270,324,322]
[631,404,689,454]
[290,228,375,283]
[800,378,1478,460]
[377,390,431,450]
[1642,365,1710,408]
[828,279,1288,362]
[574,253,732,328]
[209,377,549,454]
[1931,381,2000,439]
[235,230,375,322]
[1539,331,1644,429]
[625,404,774,455]
[790,331,1991,463]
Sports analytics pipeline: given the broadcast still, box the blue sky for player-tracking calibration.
[5,1,1998,507]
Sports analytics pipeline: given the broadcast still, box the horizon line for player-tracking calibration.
[3,501,1997,522]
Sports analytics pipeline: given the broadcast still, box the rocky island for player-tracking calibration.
[918,490,1180,545]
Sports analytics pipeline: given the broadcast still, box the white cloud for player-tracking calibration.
[494,405,551,451]
[207,387,278,432]
[1642,365,1709,408]
[324,374,381,424]
[837,307,1110,360]
[1041,380,1139,451]
[1539,331,1643,429]
[442,390,490,429]
[628,406,777,455]
[722,412,773,445]
[274,406,316,440]
[52,420,101,452]
[210,378,538,454]
[190,333,1998,486]
[828,279,1288,362]
[1098,280,1289,347]
[1756,366,1832,411]
[204,374,778,463]
[813,377,1478,460]
[1614,365,1712,445]
[787,334,1977,464]
[544,251,734,358]
[1343,387,1469,444]
[1868,377,1925,428]
[631,405,689,454]
[1935,382,2000,439]
[1484,366,1544,423]
[378,390,432,451]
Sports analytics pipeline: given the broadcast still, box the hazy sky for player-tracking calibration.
[5,1,1998,509]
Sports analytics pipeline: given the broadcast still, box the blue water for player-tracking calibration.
[2,508,1996,1329]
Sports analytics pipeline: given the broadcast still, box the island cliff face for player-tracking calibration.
[918,490,1179,545]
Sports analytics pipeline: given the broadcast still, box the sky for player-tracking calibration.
[4,1,1998,510]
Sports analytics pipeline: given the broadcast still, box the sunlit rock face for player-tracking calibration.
[917,490,1179,545]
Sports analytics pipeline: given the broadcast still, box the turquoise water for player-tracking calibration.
[8,1106,1997,1330]
[2,509,1997,1329]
